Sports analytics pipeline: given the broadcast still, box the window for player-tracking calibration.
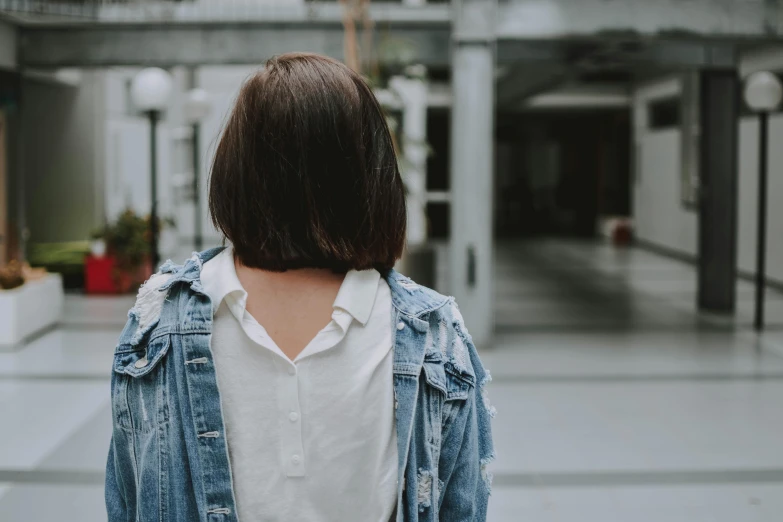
[647,96,680,129]
[426,202,449,239]
[680,73,699,209]
[426,108,449,191]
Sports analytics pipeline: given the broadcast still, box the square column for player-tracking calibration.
[698,69,740,313]
[449,39,495,346]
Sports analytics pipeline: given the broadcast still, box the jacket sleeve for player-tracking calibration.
[105,433,132,522]
[437,304,496,521]
[106,314,138,522]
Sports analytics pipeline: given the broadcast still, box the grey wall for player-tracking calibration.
[0,21,16,71]
[23,71,105,243]
[633,72,783,285]
[632,77,699,258]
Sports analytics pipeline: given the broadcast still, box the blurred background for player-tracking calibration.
[1,0,783,520]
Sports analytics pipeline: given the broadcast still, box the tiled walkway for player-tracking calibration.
[1,240,782,521]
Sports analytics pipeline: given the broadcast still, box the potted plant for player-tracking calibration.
[86,210,172,294]
[0,260,24,290]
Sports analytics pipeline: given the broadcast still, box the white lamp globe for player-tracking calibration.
[130,68,174,112]
[744,71,783,112]
[184,88,212,124]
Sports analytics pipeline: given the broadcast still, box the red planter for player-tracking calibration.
[612,221,633,246]
[85,255,153,294]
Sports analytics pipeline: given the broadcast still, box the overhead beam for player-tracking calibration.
[18,23,451,68]
[495,62,570,108]
[0,19,16,70]
[496,0,783,40]
[497,40,737,68]
[8,0,783,41]
[495,39,738,109]
[12,0,771,69]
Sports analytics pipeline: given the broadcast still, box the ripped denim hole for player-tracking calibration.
[480,454,496,493]
[438,320,448,358]
[480,369,497,417]
[481,386,497,418]
[450,335,470,375]
[417,468,433,512]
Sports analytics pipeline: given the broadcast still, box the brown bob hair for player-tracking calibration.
[209,53,406,272]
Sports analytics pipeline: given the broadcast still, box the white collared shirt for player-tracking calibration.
[200,248,397,522]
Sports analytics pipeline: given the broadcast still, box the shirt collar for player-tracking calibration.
[333,269,380,326]
[201,248,380,326]
[200,246,247,317]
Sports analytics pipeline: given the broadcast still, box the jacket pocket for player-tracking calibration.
[441,368,473,439]
[113,334,171,377]
[112,334,171,433]
[422,354,474,447]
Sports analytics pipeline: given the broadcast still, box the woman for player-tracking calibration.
[105,52,494,522]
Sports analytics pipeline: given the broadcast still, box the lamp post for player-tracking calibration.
[744,71,783,331]
[184,88,212,252]
[130,68,173,269]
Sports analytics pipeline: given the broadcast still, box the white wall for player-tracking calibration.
[737,115,783,284]
[0,21,16,70]
[23,71,106,243]
[632,50,783,284]
[632,77,698,257]
[191,65,257,245]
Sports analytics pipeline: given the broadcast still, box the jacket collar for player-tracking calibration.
[161,247,449,319]
[384,269,449,319]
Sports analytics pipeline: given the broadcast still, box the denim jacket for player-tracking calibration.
[105,248,495,521]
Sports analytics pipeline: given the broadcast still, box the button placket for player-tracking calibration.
[278,361,306,477]
[181,338,237,519]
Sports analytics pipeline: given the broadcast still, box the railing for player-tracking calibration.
[0,0,100,18]
[0,0,455,22]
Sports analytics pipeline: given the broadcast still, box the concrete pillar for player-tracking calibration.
[698,69,739,313]
[449,7,495,345]
[390,68,428,246]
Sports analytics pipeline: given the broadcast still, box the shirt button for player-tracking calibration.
[291,454,301,465]
[287,366,296,376]
[134,357,148,369]
[397,322,405,331]
[289,412,299,422]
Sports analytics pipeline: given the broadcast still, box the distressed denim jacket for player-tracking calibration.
[105,248,495,522]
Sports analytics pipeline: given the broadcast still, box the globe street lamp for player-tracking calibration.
[130,67,173,269]
[744,71,782,331]
[184,88,212,252]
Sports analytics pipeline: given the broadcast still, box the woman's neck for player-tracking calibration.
[233,259,345,360]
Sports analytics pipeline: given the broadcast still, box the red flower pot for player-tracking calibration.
[85,255,153,294]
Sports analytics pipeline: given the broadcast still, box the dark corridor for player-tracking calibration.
[495,109,631,238]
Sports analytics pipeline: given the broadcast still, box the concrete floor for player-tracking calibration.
[1,239,783,521]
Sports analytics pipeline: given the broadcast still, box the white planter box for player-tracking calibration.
[0,274,64,350]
